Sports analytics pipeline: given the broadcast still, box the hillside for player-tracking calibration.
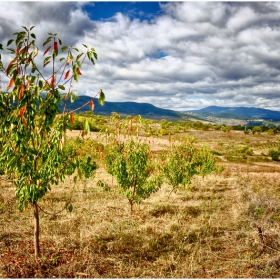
[187,106,280,121]
[60,96,181,119]
[61,96,280,124]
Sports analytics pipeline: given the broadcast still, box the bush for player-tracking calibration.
[269,149,280,161]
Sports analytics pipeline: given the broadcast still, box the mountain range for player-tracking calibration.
[187,106,280,121]
[61,95,280,123]
[61,95,180,119]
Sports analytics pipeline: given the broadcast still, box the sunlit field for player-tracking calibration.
[1,125,280,278]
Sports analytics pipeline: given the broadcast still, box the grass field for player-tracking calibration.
[1,129,280,277]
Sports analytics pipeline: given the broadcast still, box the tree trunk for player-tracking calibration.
[129,199,133,215]
[33,201,40,258]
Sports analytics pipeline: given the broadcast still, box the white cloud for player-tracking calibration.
[1,2,280,111]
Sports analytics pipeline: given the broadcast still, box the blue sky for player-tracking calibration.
[1,2,280,111]
[82,2,165,21]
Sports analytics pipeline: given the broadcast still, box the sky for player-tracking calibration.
[1,1,280,112]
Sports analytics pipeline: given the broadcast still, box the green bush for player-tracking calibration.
[269,149,280,161]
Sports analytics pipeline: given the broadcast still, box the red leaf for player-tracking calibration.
[17,67,21,74]
[76,68,82,75]
[64,70,70,80]
[43,46,51,56]
[89,100,94,111]
[54,42,58,51]
[50,75,55,87]
[19,106,26,117]
[6,78,14,90]
[16,48,20,55]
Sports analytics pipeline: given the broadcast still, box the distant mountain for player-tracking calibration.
[187,106,280,121]
[60,97,280,123]
[60,95,181,119]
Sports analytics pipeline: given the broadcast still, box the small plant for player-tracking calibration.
[104,139,162,213]
[269,149,280,161]
[162,140,217,198]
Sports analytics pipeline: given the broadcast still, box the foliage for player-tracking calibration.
[269,149,280,161]
[104,139,162,213]
[161,139,217,197]
[0,26,104,257]
[267,128,276,135]
[252,126,262,135]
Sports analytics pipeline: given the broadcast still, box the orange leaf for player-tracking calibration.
[18,85,25,100]
[50,75,55,87]
[70,113,75,125]
[64,70,70,80]
[19,106,26,117]
[89,100,94,111]
[6,78,14,90]
[22,116,27,128]
[76,68,82,75]
[5,60,14,73]
[17,67,21,74]
[43,46,51,56]
[16,48,20,55]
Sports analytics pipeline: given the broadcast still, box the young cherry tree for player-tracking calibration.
[162,138,217,198]
[103,116,162,214]
[0,26,104,257]
[105,139,162,214]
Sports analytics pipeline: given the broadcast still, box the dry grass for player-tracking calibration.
[1,130,280,278]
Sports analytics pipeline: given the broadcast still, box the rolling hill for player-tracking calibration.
[60,95,181,119]
[59,96,280,123]
[187,106,280,121]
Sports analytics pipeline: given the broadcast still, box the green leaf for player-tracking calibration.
[33,47,38,57]
[98,89,105,106]
[76,53,83,61]
[58,38,62,45]
[84,119,90,135]
[22,26,28,31]
[43,37,52,47]
[0,44,3,50]
[31,33,36,39]
[83,44,89,48]
[38,80,43,89]
[90,58,95,65]
[7,48,15,53]
[61,46,68,52]
[67,203,73,213]
[74,72,79,82]
[7,39,14,47]
[87,52,92,61]
[43,56,51,67]
[30,25,35,30]
[58,85,65,90]
[31,66,36,74]
[44,61,50,68]
[93,52,98,60]
[60,57,66,62]
[72,47,79,52]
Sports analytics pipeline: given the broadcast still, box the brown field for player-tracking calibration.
[1,129,280,278]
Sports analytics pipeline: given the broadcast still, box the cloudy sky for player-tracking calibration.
[1,1,280,111]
